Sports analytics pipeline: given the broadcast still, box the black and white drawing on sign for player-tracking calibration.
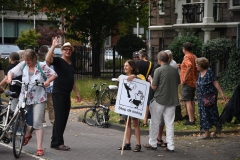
[115,75,150,119]
[119,79,147,111]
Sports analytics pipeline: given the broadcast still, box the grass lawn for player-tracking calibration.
[71,78,240,132]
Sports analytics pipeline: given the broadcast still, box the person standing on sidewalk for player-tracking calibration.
[46,37,81,151]
[42,63,55,127]
[179,42,198,125]
[195,57,227,139]
[135,49,153,126]
[0,52,21,111]
[7,49,57,156]
[144,51,180,152]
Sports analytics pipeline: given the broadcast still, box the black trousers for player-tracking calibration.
[51,93,71,147]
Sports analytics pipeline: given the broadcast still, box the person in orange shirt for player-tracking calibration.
[179,42,198,125]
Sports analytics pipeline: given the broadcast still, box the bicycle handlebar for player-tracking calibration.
[11,80,44,87]
[91,83,106,90]
[111,78,119,82]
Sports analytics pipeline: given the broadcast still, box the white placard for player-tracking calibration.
[114,75,150,119]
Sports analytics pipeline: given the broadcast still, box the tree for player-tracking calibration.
[15,29,40,49]
[116,34,145,59]
[36,24,64,46]
[3,0,149,77]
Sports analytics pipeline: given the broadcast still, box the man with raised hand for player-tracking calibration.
[46,37,81,151]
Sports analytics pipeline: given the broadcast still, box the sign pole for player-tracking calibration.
[121,115,130,155]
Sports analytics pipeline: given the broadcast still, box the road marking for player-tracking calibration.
[0,142,45,160]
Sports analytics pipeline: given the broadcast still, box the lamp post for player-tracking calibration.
[136,0,139,37]
[2,4,4,44]
[148,0,151,55]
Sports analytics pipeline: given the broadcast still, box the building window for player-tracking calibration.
[105,36,111,47]
[233,0,240,6]
[159,0,165,15]
[0,22,15,37]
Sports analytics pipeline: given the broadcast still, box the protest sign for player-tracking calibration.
[115,75,150,119]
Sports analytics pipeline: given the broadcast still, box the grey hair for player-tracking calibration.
[157,51,169,63]
[17,50,26,62]
[165,50,172,55]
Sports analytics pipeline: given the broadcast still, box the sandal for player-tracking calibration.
[36,149,44,156]
[142,123,148,127]
[133,144,141,152]
[157,139,167,148]
[118,143,131,150]
[213,127,222,137]
[23,135,32,146]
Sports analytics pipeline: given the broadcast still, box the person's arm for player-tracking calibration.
[148,75,157,90]
[213,80,227,101]
[6,71,13,84]
[73,82,81,102]
[43,75,57,88]
[46,37,59,64]
[182,66,191,84]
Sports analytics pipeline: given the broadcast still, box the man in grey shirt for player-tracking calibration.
[144,51,180,152]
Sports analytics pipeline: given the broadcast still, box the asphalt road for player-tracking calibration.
[1,109,240,160]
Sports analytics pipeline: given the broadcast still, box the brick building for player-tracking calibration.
[149,0,240,60]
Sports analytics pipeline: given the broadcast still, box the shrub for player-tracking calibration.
[202,37,232,64]
[219,47,240,92]
[168,29,203,63]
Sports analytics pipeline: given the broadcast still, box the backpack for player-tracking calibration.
[22,62,47,81]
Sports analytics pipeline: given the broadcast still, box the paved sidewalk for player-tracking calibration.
[15,109,239,160]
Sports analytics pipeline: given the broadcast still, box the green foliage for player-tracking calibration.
[168,29,203,63]
[1,59,9,71]
[116,34,145,59]
[15,29,40,49]
[219,47,240,92]
[202,37,232,64]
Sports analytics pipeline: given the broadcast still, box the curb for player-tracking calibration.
[73,106,239,136]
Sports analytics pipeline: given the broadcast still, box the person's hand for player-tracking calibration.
[43,81,50,87]
[147,75,152,82]
[126,74,135,81]
[221,93,227,102]
[177,63,181,69]
[52,36,60,47]
[6,78,12,84]
[76,94,81,103]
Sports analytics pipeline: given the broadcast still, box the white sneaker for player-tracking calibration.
[42,123,47,127]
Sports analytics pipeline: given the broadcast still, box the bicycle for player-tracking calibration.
[94,78,119,128]
[83,83,106,127]
[0,80,44,158]
[100,78,118,107]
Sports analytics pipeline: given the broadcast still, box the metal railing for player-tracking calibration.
[182,2,227,23]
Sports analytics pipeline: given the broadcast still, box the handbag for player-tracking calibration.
[202,93,217,107]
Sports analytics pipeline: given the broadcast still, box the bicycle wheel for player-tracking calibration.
[97,108,105,126]
[101,89,118,106]
[84,109,98,126]
[12,112,27,158]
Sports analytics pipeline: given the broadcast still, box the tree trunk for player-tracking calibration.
[92,44,101,78]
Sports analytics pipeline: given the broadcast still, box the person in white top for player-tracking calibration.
[7,49,57,156]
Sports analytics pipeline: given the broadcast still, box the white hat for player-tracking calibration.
[61,42,74,52]
[165,50,172,55]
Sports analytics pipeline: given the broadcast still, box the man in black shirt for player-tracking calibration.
[46,37,81,151]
